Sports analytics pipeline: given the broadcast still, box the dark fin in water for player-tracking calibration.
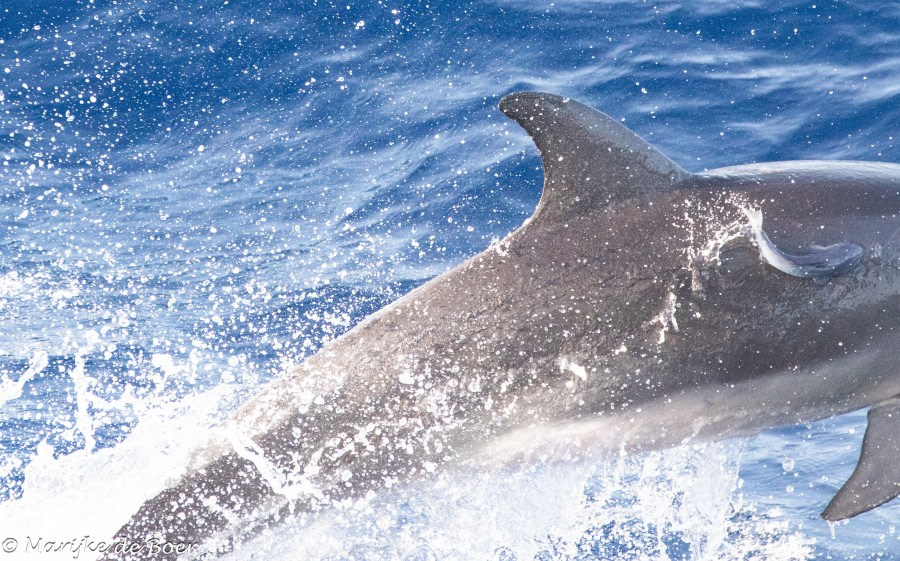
[499,92,689,224]
[822,397,900,520]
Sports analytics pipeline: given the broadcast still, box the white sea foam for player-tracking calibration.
[211,441,814,561]
[0,386,240,560]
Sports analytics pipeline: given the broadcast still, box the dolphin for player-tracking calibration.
[104,92,900,559]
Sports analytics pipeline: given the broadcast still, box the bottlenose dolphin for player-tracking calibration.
[105,92,900,559]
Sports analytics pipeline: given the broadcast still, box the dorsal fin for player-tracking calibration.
[499,92,689,223]
[822,397,900,521]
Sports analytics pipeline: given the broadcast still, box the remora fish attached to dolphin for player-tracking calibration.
[742,206,865,280]
[105,93,900,559]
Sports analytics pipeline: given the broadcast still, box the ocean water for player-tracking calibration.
[0,0,898,559]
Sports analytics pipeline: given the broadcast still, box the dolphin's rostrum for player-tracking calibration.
[104,93,900,559]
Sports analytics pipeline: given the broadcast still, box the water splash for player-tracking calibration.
[0,351,48,406]
[0,385,243,560]
[208,442,814,561]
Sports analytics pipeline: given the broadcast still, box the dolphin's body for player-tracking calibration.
[107,93,900,559]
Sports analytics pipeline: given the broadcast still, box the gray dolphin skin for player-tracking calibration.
[105,93,900,559]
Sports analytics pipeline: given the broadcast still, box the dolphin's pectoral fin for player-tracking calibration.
[499,92,690,224]
[822,397,900,521]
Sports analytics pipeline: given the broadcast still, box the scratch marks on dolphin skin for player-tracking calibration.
[227,428,326,504]
[654,291,680,345]
[200,496,241,527]
[558,357,588,388]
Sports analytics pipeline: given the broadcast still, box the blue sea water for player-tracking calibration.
[0,0,898,559]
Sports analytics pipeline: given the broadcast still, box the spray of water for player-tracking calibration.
[204,442,814,561]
